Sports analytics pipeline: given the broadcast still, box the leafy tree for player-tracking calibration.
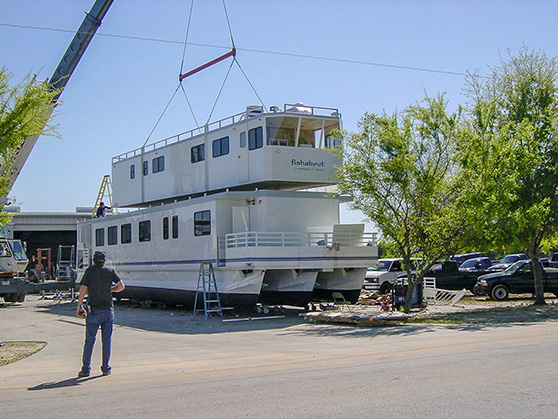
[465,46,558,305]
[332,95,483,312]
[0,68,61,224]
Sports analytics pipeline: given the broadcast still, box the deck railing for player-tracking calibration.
[223,231,377,248]
[112,104,341,163]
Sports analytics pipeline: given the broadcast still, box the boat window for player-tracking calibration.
[266,116,340,148]
[143,161,148,176]
[163,217,169,240]
[172,215,179,239]
[139,220,151,242]
[0,242,12,257]
[95,228,105,247]
[212,136,230,158]
[130,164,135,179]
[107,226,118,245]
[194,210,211,236]
[8,240,26,261]
[121,223,132,244]
[248,127,263,150]
[240,131,246,148]
[152,156,165,173]
[191,144,205,163]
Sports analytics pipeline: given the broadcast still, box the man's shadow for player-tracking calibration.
[28,375,101,390]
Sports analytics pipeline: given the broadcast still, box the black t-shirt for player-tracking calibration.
[81,264,122,310]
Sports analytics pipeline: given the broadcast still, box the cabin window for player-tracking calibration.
[130,164,135,179]
[107,226,118,245]
[240,131,246,148]
[139,220,151,242]
[163,217,169,240]
[191,144,205,163]
[172,215,179,239]
[248,127,263,150]
[95,228,104,247]
[121,223,132,244]
[152,156,165,173]
[0,243,12,257]
[194,210,211,236]
[212,136,229,158]
[143,161,148,176]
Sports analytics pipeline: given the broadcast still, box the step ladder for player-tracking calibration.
[192,263,223,319]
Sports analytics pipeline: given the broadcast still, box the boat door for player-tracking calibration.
[237,130,249,184]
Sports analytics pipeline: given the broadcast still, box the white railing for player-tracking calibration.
[224,231,377,248]
[423,277,467,306]
[112,104,342,163]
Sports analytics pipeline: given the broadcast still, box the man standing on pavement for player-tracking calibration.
[76,251,125,377]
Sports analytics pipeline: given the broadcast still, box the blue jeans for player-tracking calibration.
[81,308,114,374]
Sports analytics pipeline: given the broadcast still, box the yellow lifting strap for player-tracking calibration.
[92,175,118,217]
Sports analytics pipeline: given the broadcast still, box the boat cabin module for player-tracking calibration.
[111,104,342,207]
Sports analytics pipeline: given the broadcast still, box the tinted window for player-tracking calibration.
[191,144,205,163]
[121,223,132,244]
[108,226,117,245]
[163,217,169,240]
[172,215,179,239]
[95,228,104,247]
[248,127,263,150]
[130,164,135,179]
[139,220,151,242]
[194,210,211,236]
[152,156,165,173]
[212,136,229,158]
[143,160,148,176]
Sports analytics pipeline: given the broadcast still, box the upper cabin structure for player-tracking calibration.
[111,103,342,208]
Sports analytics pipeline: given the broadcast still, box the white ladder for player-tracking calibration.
[193,263,223,319]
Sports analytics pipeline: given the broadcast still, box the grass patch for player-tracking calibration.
[0,341,47,366]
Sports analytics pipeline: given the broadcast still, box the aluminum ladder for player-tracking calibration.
[193,263,223,319]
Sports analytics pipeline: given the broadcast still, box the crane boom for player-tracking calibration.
[1,0,114,205]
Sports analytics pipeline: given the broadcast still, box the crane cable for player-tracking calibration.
[143,0,267,146]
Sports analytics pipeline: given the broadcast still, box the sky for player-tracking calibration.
[2,0,558,228]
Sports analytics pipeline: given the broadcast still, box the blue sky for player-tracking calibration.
[2,0,558,228]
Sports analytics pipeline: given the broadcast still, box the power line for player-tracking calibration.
[0,22,473,78]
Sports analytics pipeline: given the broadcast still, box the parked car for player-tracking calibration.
[474,260,558,300]
[364,258,421,294]
[548,252,558,268]
[459,257,493,271]
[450,252,483,266]
[486,253,529,271]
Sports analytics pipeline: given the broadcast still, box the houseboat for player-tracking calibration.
[76,104,377,309]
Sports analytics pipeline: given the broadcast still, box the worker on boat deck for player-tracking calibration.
[96,202,110,217]
[76,251,125,377]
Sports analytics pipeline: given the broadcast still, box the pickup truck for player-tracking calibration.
[426,260,493,292]
[474,260,558,300]
[393,260,490,293]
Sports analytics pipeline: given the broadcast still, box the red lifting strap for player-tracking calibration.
[179,48,236,82]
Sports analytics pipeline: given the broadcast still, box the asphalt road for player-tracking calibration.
[1,296,557,418]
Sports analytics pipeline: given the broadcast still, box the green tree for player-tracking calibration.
[0,68,61,224]
[465,46,558,305]
[333,94,482,312]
